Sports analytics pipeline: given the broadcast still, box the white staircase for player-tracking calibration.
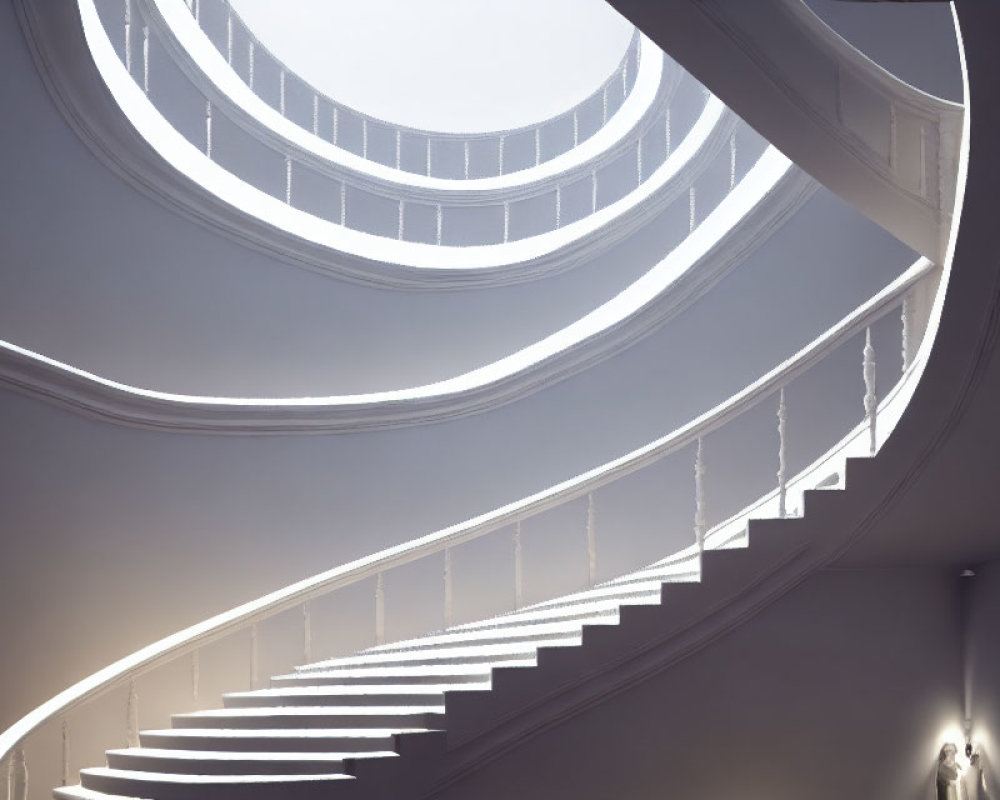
[52,555,707,799]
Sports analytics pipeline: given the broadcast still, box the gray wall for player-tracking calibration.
[967,558,1000,794]
[435,567,963,800]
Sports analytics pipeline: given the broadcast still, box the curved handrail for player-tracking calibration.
[143,0,660,194]
[0,254,936,764]
[194,0,642,171]
[0,144,808,432]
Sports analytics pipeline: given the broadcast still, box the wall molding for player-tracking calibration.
[0,159,816,434]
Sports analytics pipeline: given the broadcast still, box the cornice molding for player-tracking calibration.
[0,157,816,434]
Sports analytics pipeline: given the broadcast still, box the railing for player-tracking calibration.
[0,256,940,800]
[87,0,749,259]
[186,0,643,180]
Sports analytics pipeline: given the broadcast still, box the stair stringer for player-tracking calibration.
[344,455,906,798]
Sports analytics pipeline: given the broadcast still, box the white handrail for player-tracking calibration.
[0,255,934,764]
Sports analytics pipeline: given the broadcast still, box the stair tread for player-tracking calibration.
[227,684,477,699]
[82,767,353,784]
[142,727,430,737]
[105,748,396,762]
[177,705,445,717]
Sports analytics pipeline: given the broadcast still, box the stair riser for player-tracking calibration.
[105,753,350,776]
[79,773,351,800]
[224,693,445,709]
[171,713,445,730]
[365,629,594,654]
[296,651,545,669]
[140,732,394,753]
[270,673,490,688]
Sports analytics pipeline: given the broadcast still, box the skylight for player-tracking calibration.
[227,0,636,132]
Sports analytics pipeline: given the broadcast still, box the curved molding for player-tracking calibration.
[20,0,744,287]
[0,149,814,433]
[609,0,964,263]
[179,2,644,180]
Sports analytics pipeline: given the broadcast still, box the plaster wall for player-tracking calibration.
[433,567,963,800]
[967,558,1000,794]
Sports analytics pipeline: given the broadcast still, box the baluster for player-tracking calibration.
[665,109,672,158]
[534,128,541,167]
[191,649,200,704]
[464,141,470,179]
[226,6,233,65]
[901,291,916,372]
[362,119,368,160]
[60,719,69,786]
[303,600,312,664]
[247,40,255,91]
[777,387,787,518]
[729,131,737,190]
[10,748,26,800]
[863,327,877,455]
[435,204,443,245]
[332,107,339,145]
[636,138,643,186]
[503,201,510,243]
[142,25,149,95]
[279,70,286,117]
[375,572,386,646]
[425,138,432,177]
[312,95,319,136]
[126,680,139,748]
[694,438,706,550]
[591,168,598,214]
[688,185,696,233]
[284,158,292,205]
[249,623,259,690]
[602,85,608,125]
[621,60,628,96]
[397,200,404,241]
[339,182,346,226]
[573,110,579,147]
[555,186,562,229]
[395,130,401,170]
[204,101,212,159]
[498,135,505,177]
[586,492,597,585]
[443,548,454,628]
[513,521,524,610]
[124,0,132,74]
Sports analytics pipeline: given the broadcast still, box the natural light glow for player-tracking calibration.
[228,0,636,132]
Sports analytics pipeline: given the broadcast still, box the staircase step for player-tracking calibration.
[139,728,409,753]
[223,684,485,709]
[79,767,352,800]
[105,748,388,776]
[172,707,446,731]
[270,664,499,688]
[56,786,151,800]
[447,601,619,632]
[296,638,574,670]
[360,618,610,654]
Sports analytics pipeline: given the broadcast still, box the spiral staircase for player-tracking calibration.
[2,1,999,799]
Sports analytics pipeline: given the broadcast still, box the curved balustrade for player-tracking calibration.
[185,0,642,180]
[0,256,941,800]
[82,0,751,275]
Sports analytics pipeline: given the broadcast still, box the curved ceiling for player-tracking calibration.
[227,0,636,132]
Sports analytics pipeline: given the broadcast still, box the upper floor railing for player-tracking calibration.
[0,255,941,800]
[86,0,753,276]
[184,0,643,180]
